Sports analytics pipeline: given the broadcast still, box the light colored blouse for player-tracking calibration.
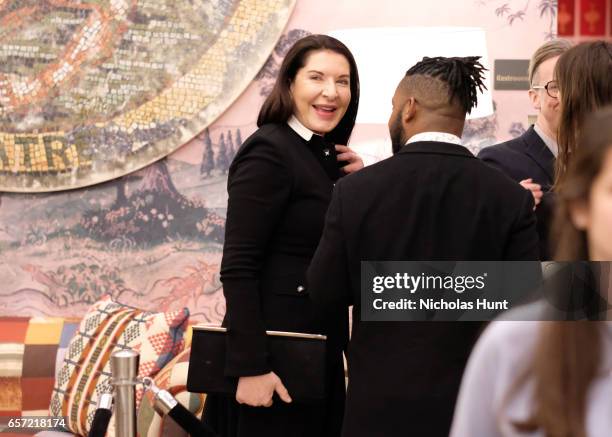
[450,321,612,437]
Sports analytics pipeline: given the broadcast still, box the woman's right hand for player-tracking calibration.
[236,371,292,407]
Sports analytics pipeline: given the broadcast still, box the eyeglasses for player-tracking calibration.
[531,80,559,98]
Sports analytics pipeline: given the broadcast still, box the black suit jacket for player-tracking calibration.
[477,125,554,189]
[478,126,555,259]
[308,141,539,437]
[220,123,347,377]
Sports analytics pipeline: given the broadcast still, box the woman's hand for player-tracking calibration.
[236,372,292,407]
[336,144,364,174]
[519,178,543,209]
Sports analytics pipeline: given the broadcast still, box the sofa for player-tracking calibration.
[0,308,205,437]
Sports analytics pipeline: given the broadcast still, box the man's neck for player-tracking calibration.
[534,119,559,158]
[534,117,556,142]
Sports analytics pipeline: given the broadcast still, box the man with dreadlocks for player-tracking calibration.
[307,56,539,436]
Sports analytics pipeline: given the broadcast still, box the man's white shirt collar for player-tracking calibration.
[405,132,463,146]
[288,116,315,141]
[533,123,558,158]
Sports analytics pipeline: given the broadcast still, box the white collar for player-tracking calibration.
[533,123,558,158]
[288,116,315,141]
[405,132,463,146]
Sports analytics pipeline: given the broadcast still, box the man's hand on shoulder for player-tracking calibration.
[519,178,543,209]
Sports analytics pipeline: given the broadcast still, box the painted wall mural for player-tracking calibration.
[0,0,296,191]
[479,0,558,39]
[1,0,555,322]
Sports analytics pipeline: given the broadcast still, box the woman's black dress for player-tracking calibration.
[202,123,348,437]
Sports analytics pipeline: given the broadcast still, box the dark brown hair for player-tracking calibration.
[555,106,612,260]
[554,41,612,188]
[511,107,612,437]
[257,34,360,145]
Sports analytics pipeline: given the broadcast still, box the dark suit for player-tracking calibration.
[308,141,539,437]
[477,125,554,189]
[203,123,346,437]
[478,126,555,259]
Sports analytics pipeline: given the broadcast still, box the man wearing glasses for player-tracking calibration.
[478,39,571,259]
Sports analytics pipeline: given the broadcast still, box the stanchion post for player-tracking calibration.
[110,349,139,437]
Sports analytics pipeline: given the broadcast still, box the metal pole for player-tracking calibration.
[110,349,139,437]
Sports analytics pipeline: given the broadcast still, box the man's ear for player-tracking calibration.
[569,200,590,230]
[402,97,417,125]
[528,88,541,111]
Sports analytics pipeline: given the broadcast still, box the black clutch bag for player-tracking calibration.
[186,326,327,403]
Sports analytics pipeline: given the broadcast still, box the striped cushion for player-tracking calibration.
[49,296,189,436]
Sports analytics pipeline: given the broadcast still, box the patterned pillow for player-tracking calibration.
[138,344,206,437]
[49,296,189,436]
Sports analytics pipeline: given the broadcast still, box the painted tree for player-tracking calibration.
[216,133,230,174]
[136,159,180,195]
[200,128,214,178]
[227,130,236,161]
[236,128,243,151]
[539,0,557,40]
[112,173,142,207]
[485,1,538,27]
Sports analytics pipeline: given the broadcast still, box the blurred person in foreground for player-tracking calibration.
[539,40,612,258]
[451,106,612,437]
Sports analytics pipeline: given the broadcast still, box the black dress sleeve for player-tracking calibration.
[220,136,293,377]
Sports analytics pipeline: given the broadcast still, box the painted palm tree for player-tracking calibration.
[539,0,558,39]
[507,0,530,24]
[495,3,511,16]
[508,9,526,24]
[484,0,544,27]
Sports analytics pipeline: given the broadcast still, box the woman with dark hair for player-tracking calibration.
[203,34,362,436]
[450,106,612,437]
[538,41,612,258]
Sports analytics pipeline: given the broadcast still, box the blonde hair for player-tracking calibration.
[528,39,572,86]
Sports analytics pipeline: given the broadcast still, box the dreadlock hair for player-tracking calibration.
[405,56,487,115]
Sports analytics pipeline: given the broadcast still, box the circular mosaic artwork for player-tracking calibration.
[0,0,295,192]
